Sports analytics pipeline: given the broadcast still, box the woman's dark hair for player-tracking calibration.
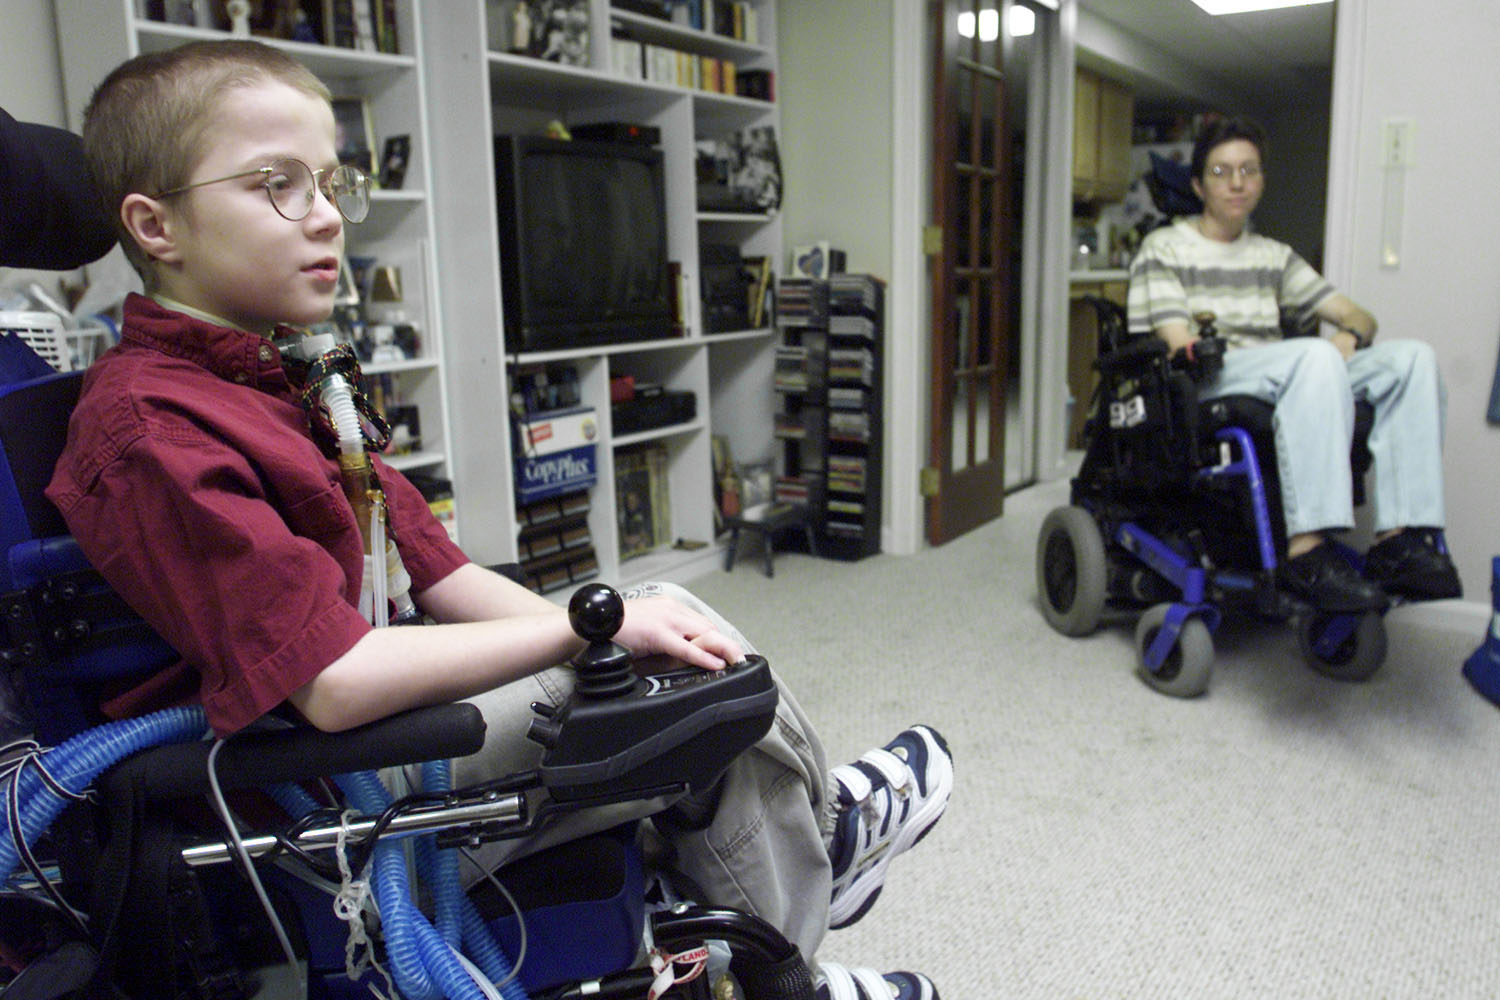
[1191,116,1268,180]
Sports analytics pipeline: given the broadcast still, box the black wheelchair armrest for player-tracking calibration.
[102,701,486,804]
[1094,335,1168,375]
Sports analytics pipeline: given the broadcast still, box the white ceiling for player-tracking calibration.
[1076,0,1335,110]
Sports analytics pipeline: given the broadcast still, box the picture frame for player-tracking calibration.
[331,96,376,175]
[505,0,590,65]
[790,242,831,280]
[334,255,361,308]
[379,135,411,190]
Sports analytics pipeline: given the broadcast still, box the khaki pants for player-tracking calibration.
[443,582,836,961]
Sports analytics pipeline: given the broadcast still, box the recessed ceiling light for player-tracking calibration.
[1189,0,1333,14]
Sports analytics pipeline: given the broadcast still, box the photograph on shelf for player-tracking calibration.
[491,0,591,65]
[332,96,376,175]
[378,134,410,190]
[791,243,849,280]
[694,126,781,214]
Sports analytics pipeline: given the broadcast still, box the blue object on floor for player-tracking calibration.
[1462,556,1500,705]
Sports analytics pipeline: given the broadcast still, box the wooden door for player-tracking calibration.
[926,0,1013,545]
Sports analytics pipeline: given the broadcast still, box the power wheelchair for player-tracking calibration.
[0,338,816,1000]
[1035,298,1391,698]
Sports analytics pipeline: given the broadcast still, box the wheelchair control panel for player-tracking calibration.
[527,583,779,804]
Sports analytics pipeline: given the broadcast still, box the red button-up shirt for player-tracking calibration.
[46,294,469,734]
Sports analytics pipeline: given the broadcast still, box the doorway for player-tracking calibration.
[924,0,1062,546]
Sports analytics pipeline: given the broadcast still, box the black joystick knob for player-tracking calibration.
[568,583,625,641]
[567,583,636,699]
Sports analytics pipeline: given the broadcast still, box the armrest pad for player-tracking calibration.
[103,702,488,803]
[1094,336,1168,375]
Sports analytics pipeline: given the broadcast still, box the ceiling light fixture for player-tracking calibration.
[957,6,1035,40]
[1189,0,1332,14]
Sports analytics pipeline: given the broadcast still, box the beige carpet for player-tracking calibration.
[683,474,1500,999]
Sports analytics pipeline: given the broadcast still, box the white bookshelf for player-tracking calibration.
[54,0,458,531]
[422,0,781,591]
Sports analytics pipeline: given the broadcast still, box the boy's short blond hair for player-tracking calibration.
[83,40,332,288]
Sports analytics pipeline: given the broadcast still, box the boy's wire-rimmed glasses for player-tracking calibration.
[155,158,370,224]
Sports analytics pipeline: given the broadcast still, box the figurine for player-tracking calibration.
[511,1,533,53]
[226,0,252,37]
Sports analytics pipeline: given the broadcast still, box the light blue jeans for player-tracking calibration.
[1201,337,1447,537]
[444,582,837,960]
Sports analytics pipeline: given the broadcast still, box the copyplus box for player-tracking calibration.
[514,406,599,503]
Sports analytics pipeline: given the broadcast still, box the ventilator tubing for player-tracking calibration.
[319,369,419,626]
[335,767,527,1000]
[0,706,209,887]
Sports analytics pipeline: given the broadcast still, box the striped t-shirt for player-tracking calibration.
[1126,215,1336,350]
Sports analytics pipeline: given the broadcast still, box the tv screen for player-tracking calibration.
[495,136,676,353]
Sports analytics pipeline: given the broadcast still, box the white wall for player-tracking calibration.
[3,0,67,127]
[777,0,894,278]
[1324,0,1500,608]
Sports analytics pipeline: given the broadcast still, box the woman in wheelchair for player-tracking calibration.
[19,40,955,1000]
[1126,116,1460,610]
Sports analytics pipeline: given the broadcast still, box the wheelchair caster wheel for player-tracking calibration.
[1134,603,1212,698]
[1037,505,1107,636]
[1298,610,1386,682]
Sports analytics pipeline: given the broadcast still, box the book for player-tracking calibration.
[616,445,671,559]
[376,0,399,53]
[352,0,377,50]
[748,255,773,327]
[325,0,357,47]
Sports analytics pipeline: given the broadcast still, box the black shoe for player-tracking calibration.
[1278,543,1389,612]
[1364,528,1463,600]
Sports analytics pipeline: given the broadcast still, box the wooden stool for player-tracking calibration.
[722,502,816,577]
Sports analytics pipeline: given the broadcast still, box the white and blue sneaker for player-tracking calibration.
[815,963,940,1000]
[827,725,954,929]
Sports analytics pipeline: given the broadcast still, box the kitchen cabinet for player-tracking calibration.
[1073,68,1134,203]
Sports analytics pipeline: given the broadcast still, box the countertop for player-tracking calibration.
[1069,268,1130,283]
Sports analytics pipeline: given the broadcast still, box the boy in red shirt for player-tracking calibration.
[46,40,951,1000]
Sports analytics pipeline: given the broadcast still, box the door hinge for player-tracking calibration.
[922,225,943,256]
[920,466,940,498]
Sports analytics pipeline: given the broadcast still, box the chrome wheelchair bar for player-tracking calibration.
[180,791,527,867]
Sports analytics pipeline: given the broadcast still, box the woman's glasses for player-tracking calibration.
[156,157,370,224]
[1205,163,1262,182]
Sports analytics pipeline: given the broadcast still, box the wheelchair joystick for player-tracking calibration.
[567,583,636,700]
[524,582,781,803]
[1182,311,1225,383]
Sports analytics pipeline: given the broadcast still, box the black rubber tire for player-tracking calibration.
[1036,505,1108,637]
[1298,610,1387,682]
[1134,602,1213,698]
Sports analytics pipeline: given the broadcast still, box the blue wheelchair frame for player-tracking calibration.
[0,338,815,1000]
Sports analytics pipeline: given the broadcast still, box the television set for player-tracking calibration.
[494,135,676,353]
